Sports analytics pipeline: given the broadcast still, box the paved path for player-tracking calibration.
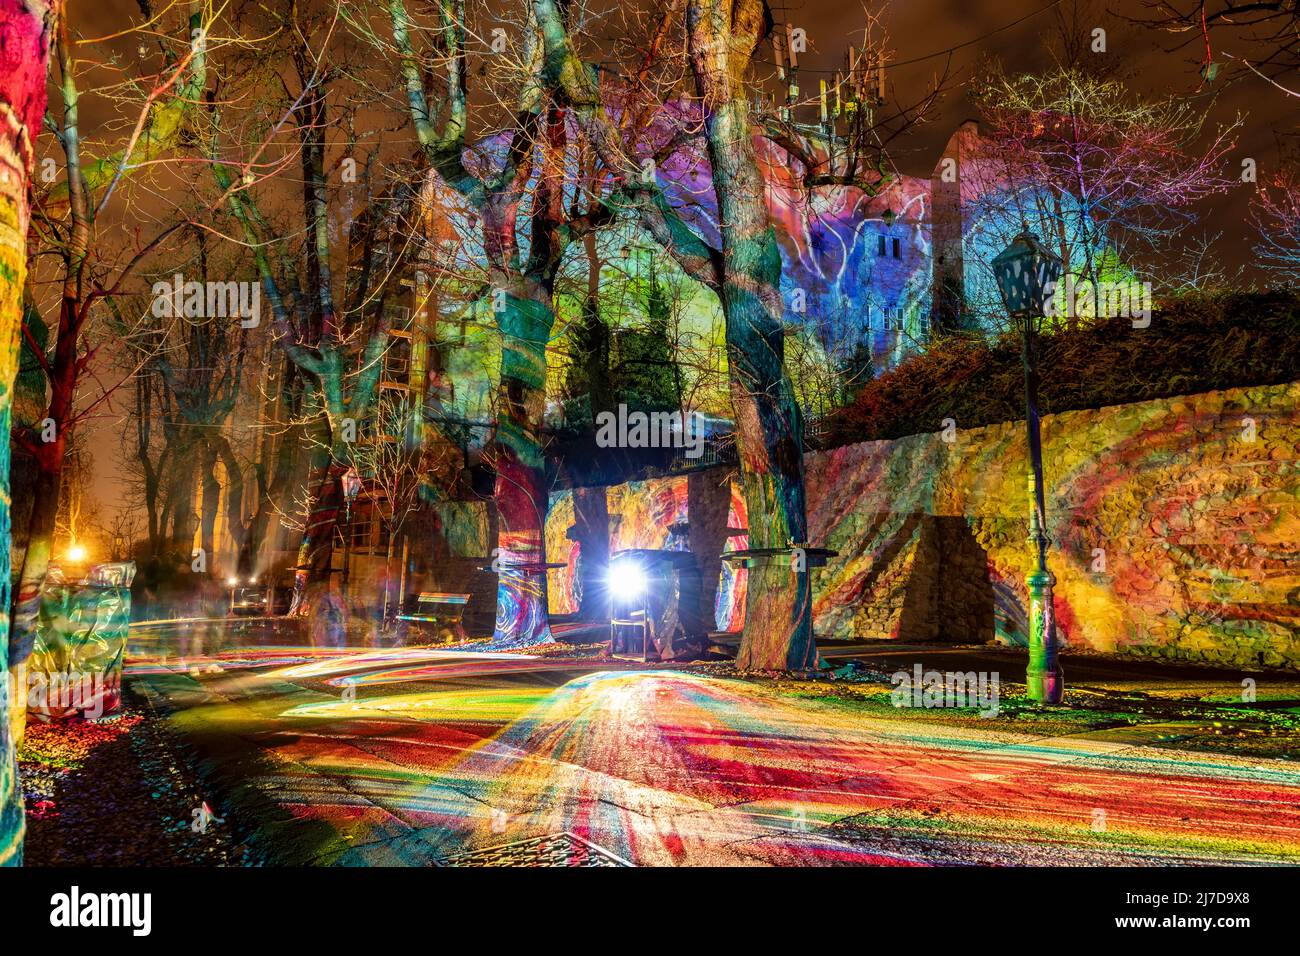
[126,626,1300,866]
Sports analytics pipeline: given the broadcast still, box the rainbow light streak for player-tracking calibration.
[135,649,1300,866]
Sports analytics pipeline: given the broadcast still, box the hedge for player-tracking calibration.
[826,289,1300,446]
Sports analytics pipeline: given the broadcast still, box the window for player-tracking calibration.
[877,234,886,257]
[349,512,372,549]
[383,337,411,381]
[891,237,901,259]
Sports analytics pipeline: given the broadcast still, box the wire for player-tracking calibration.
[890,0,1066,68]
[746,0,1068,75]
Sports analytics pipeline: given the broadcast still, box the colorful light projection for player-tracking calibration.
[546,492,580,616]
[542,378,1296,664]
[547,476,748,632]
[655,129,934,373]
[716,482,748,633]
[162,656,1300,866]
[804,381,1300,665]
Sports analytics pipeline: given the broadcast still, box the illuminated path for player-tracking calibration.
[126,628,1300,866]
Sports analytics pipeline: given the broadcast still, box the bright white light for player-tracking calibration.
[66,543,88,563]
[608,561,647,600]
[227,577,239,587]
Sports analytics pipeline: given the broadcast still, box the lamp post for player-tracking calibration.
[341,465,362,592]
[992,233,1064,705]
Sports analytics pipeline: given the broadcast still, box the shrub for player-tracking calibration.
[826,289,1300,445]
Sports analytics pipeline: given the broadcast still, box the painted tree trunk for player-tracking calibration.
[11,294,86,690]
[291,455,348,642]
[0,0,61,869]
[490,280,554,646]
[690,22,814,671]
[9,451,58,669]
[200,447,220,562]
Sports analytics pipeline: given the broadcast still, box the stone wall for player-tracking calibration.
[808,381,1300,668]
[546,472,748,631]
[531,383,1299,668]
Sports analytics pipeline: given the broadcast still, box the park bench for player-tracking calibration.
[396,591,472,642]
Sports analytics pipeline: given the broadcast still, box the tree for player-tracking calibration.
[967,61,1239,329]
[0,0,62,871]
[378,0,612,645]
[1156,230,1246,295]
[1130,0,1300,97]
[534,0,917,668]
[1251,146,1300,282]
[199,1,416,637]
[348,386,457,620]
[122,226,252,569]
[12,5,209,703]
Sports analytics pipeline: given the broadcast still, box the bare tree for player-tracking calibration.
[11,5,209,713]
[197,1,420,637]
[534,0,930,668]
[1251,140,1300,282]
[1129,1,1300,97]
[966,59,1239,328]
[372,0,613,645]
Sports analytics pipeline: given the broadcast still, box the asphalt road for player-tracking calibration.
[124,622,1300,866]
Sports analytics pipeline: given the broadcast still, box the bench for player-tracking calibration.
[396,592,472,642]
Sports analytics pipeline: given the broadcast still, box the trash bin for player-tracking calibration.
[26,562,136,721]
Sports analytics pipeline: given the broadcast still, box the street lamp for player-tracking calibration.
[341,465,362,590]
[993,233,1064,705]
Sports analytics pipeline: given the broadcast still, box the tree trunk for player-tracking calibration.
[167,443,198,557]
[9,448,59,670]
[688,0,814,670]
[210,432,248,563]
[290,450,348,643]
[200,445,220,566]
[0,0,61,869]
[489,276,554,646]
[244,358,304,573]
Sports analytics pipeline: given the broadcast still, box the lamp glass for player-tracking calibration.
[992,232,1063,316]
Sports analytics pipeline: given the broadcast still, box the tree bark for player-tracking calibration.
[9,447,59,669]
[487,269,555,646]
[199,445,220,564]
[687,0,814,670]
[0,0,62,869]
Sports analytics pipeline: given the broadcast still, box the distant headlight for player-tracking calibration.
[608,560,647,601]
[226,577,239,587]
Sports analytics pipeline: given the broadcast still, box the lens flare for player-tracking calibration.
[608,560,646,600]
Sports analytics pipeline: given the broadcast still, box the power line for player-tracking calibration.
[891,0,1067,69]
[746,0,1068,75]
